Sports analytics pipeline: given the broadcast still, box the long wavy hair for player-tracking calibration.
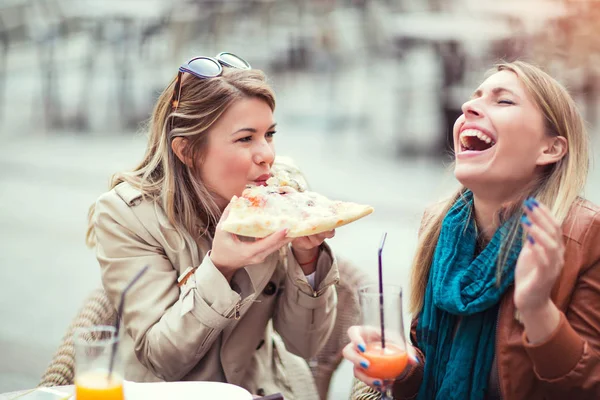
[86,67,276,247]
[409,60,590,315]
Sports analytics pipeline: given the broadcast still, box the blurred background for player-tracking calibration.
[1,0,599,398]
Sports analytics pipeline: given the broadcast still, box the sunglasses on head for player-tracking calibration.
[170,52,251,111]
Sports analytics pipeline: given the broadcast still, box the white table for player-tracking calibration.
[1,382,260,399]
[0,386,73,399]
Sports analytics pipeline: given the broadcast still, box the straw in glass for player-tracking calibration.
[378,232,387,349]
[108,265,149,379]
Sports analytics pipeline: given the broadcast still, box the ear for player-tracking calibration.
[537,136,568,166]
[171,137,194,168]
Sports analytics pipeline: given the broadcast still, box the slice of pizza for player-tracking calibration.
[221,184,374,238]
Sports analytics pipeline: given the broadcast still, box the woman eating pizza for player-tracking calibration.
[344,61,600,399]
[85,53,338,399]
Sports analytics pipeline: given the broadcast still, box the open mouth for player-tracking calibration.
[459,129,496,152]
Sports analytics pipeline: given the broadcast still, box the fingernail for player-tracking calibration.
[524,199,534,211]
[373,380,382,387]
[521,215,532,227]
[529,197,540,207]
[357,343,366,353]
[527,234,535,245]
[360,360,369,369]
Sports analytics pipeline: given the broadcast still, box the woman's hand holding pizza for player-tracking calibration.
[291,230,335,274]
[213,181,371,279]
[210,204,293,282]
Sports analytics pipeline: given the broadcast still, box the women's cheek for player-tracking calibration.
[199,160,219,190]
[492,144,526,181]
[229,153,255,191]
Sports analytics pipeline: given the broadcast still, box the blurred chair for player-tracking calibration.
[350,378,380,400]
[39,257,369,400]
[0,1,27,123]
[0,0,25,122]
[58,0,173,130]
[0,19,5,123]
[0,0,48,124]
[38,287,115,386]
[20,0,176,131]
[25,0,68,129]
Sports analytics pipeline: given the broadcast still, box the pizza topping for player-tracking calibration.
[245,195,264,208]
[266,164,307,192]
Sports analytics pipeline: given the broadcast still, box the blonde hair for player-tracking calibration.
[409,61,590,315]
[86,67,276,247]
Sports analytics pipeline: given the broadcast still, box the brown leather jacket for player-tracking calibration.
[393,199,600,400]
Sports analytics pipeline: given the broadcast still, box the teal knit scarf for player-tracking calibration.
[416,191,522,400]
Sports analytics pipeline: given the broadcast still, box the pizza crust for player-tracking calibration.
[289,204,374,237]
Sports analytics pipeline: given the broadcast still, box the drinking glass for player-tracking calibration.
[73,325,124,400]
[358,284,408,400]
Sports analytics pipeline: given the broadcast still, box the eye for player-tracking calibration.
[498,99,514,105]
[266,130,276,139]
[237,136,252,143]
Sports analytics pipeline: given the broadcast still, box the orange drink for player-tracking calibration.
[75,370,124,400]
[363,342,408,380]
[359,270,406,398]
[74,327,124,400]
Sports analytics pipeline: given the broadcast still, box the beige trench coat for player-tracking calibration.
[92,182,340,399]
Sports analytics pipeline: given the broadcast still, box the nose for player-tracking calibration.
[253,139,275,165]
[461,98,483,119]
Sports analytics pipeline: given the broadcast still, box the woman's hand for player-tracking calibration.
[515,198,565,311]
[291,230,335,274]
[210,205,293,281]
[342,326,417,390]
[515,197,563,343]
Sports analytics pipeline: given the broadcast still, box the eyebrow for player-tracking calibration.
[231,123,277,135]
[471,87,520,100]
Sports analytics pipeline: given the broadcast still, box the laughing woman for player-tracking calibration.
[85,53,338,399]
[344,61,600,399]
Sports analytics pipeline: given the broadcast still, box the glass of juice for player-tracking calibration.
[73,326,124,400]
[358,284,408,400]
